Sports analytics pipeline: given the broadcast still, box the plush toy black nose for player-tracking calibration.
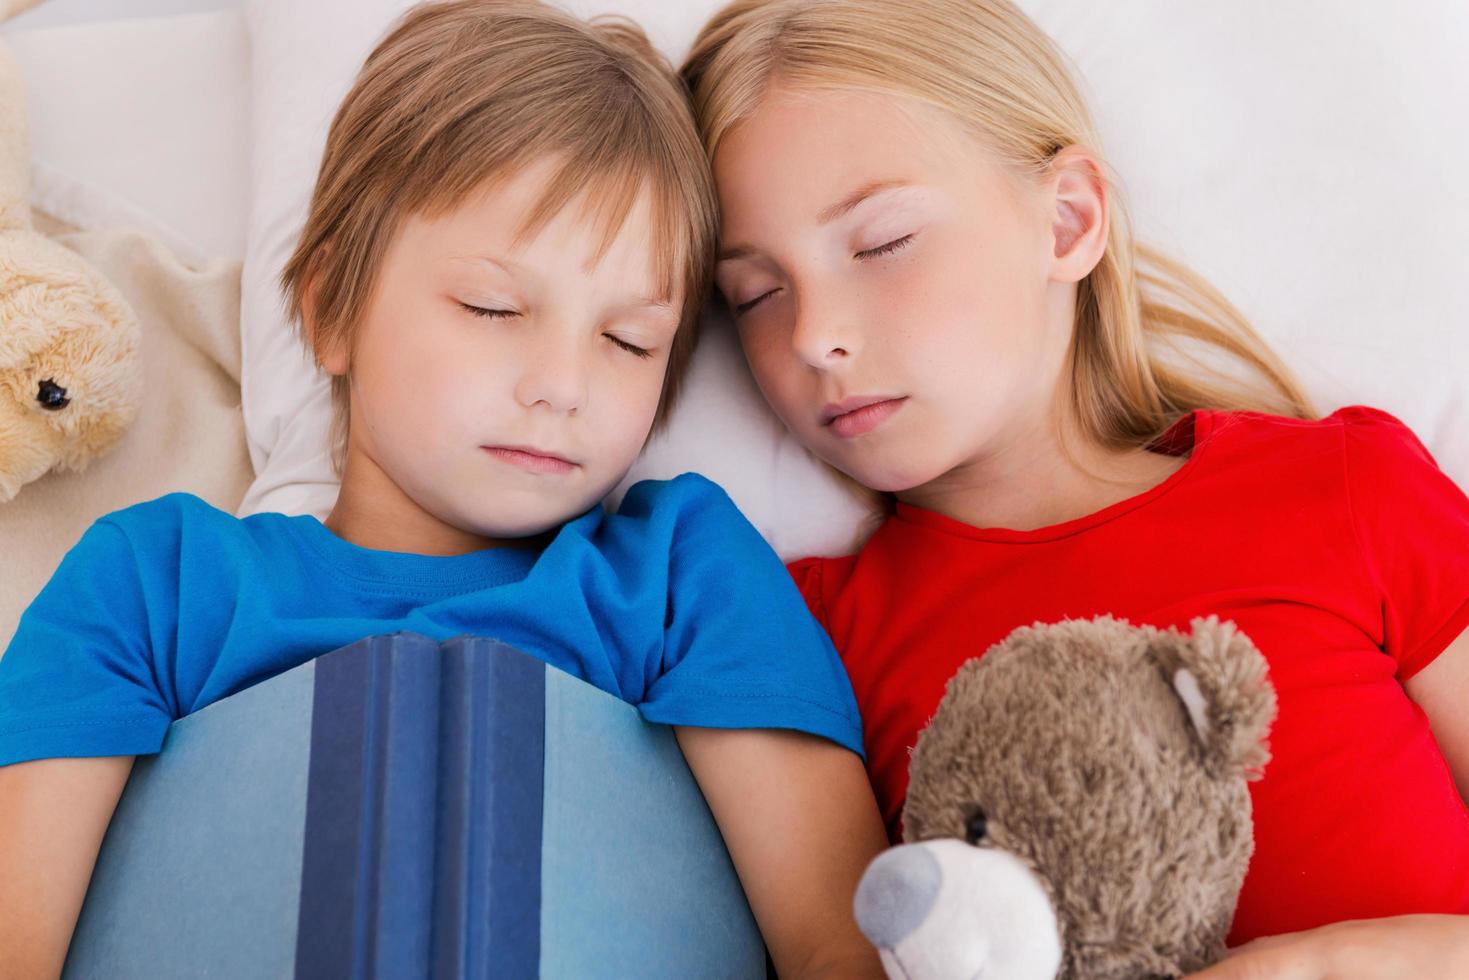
[36,379,70,410]
[964,806,988,844]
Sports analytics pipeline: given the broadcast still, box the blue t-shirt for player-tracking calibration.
[0,474,863,767]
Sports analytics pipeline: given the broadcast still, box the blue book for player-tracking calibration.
[63,633,765,979]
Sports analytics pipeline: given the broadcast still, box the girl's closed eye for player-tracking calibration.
[459,301,519,319]
[732,288,779,317]
[855,232,915,260]
[727,234,916,317]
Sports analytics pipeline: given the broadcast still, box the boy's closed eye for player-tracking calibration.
[456,301,658,359]
[610,337,655,359]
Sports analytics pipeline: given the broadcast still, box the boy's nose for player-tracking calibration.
[515,340,590,415]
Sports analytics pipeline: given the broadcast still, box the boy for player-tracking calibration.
[0,3,887,977]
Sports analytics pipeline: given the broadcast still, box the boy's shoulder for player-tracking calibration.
[90,493,293,560]
[613,472,739,524]
[99,492,241,537]
[608,472,781,569]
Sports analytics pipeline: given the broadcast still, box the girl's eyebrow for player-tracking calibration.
[717,244,757,263]
[718,179,920,263]
[816,178,913,225]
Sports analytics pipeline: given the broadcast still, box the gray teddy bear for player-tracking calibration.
[854,615,1277,979]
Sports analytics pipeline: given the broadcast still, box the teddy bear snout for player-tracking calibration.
[854,843,943,949]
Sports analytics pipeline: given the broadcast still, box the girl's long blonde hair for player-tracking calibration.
[682,0,1315,455]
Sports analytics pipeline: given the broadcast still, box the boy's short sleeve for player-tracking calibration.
[635,477,865,758]
[1340,406,1469,679]
[0,519,171,766]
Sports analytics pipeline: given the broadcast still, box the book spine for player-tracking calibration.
[293,633,546,980]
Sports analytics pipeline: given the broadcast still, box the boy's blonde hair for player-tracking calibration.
[683,0,1315,458]
[282,0,717,471]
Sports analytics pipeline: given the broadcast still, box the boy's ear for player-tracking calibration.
[302,271,349,376]
[1046,145,1109,284]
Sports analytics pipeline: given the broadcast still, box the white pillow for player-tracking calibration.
[8,10,250,264]
[239,0,1468,556]
[237,0,418,519]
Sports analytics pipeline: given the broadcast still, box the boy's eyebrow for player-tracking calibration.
[619,297,678,316]
[616,296,678,327]
[450,253,524,276]
[452,253,674,316]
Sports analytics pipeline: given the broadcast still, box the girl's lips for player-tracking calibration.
[827,397,907,439]
[481,446,577,474]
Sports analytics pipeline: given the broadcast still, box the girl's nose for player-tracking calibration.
[790,297,860,368]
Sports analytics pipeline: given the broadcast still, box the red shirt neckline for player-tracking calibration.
[892,409,1215,544]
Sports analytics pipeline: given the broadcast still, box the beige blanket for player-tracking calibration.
[0,212,252,648]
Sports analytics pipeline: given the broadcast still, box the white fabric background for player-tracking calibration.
[11,1,1466,560]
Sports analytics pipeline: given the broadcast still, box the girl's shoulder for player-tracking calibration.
[1195,404,1439,475]
[1203,403,1421,450]
[1183,404,1462,527]
[1322,404,1440,466]
[784,554,862,627]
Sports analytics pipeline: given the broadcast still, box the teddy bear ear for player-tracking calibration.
[1151,617,1278,781]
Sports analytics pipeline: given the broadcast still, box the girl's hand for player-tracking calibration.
[1184,915,1469,979]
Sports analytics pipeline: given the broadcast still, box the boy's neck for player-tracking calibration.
[326,449,511,557]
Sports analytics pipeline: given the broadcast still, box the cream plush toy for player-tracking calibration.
[0,0,141,501]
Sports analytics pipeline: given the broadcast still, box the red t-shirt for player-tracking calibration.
[789,406,1469,945]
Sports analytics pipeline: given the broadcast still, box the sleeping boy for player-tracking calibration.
[0,3,888,977]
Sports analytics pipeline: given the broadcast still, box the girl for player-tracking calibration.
[683,0,1469,975]
[0,3,887,977]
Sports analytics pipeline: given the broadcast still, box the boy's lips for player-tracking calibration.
[821,396,908,439]
[481,445,578,474]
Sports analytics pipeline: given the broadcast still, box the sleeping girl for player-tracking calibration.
[684,0,1469,974]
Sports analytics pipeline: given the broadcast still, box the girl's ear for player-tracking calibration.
[1045,146,1109,284]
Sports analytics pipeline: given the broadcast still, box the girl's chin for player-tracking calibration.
[828,456,939,497]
